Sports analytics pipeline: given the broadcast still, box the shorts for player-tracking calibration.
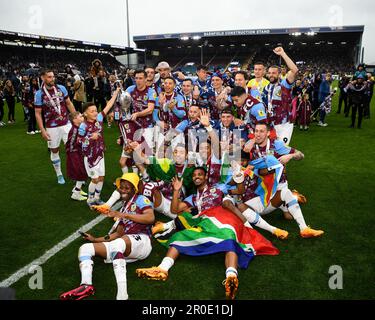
[274,122,294,145]
[84,157,105,179]
[245,196,265,214]
[103,234,152,263]
[46,123,72,149]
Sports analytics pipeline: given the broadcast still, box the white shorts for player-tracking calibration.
[103,234,152,263]
[143,127,154,150]
[274,122,294,145]
[84,157,105,179]
[277,181,288,191]
[245,197,265,214]
[155,193,176,219]
[121,147,131,159]
[46,123,72,149]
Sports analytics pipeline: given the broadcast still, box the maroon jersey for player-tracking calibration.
[249,139,295,184]
[66,123,81,153]
[206,156,222,186]
[119,195,153,236]
[118,118,140,142]
[158,92,186,130]
[264,79,293,126]
[34,84,69,128]
[240,174,258,202]
[126,85,156,128]
[79,112,106,167]
[297,101,311,126]
[183,184,229,213]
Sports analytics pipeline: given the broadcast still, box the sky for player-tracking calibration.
[0,0,374,63]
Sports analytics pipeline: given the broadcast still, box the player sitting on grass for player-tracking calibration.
[244,122,324,238]
[60,173,154,300]
[79,87,121,208]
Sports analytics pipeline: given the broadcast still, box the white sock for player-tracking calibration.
[78,243,95,285]
[226,267,238,278]
[141,170,149,180]
[242,208,276,234]
[132,166,139,174]
[94,181,103,200]
[121,166,129,174]
[106,190,121,208]
[281,188,307,230]
[74,181,85,193]
[159,257,174,272]
[88,182,97,201]
[113,258,128,300]
[288,204,307,230]
[50,152,62,176]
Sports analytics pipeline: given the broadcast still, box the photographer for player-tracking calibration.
[73,75,85,113]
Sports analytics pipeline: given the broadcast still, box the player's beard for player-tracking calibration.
[45,80,55,88]
[269,76,278,84]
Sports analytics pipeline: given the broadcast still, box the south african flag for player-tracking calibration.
[157,206,279,269]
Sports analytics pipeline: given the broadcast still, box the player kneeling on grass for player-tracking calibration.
[60,173,155,300]
[79,87,121,208]
[66,111,88,201]
[245,122,324,238]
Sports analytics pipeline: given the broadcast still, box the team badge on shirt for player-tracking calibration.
[210,188,216,193]
[131,204,137,212]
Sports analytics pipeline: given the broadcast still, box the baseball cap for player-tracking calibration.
[156,61,171,71]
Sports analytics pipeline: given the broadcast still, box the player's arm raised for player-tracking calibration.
[171,177,190,214]
[102,87,121,116]
[273,47,299,84]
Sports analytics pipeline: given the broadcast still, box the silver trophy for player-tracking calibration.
[119,90,133,120]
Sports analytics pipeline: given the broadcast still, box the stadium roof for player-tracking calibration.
[0,29,144,56]
[134,25,364,42]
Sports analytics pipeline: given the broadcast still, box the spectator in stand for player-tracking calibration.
[0,83,5,127]
[26,77,39,134]
[297,93,312,131]
[337,74,349,115]
[312,73,322,121]
[364,73,374,119]
[84,73,95,102]
[346,74,368,129]
[93,70,107,112]
[124,69,135,89]
[3,80,16,123]
[317,73,332,127]
[73,75,86,113]
[354,64,367,80]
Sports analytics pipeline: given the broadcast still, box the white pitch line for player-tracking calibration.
[0,214,107,288]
